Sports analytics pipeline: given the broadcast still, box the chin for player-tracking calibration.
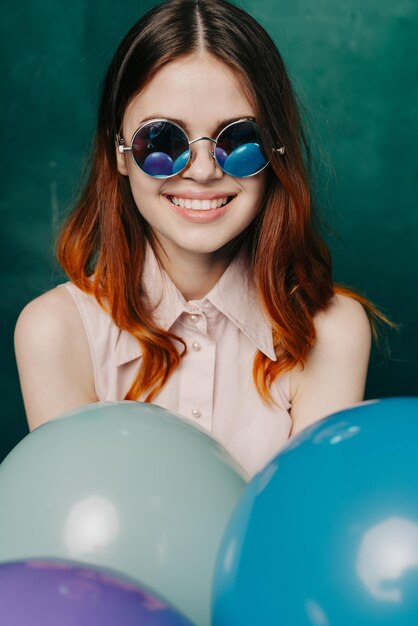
[182,241,229,255]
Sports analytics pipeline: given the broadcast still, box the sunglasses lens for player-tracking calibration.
[132,121,189,177]
[217,120,268,177]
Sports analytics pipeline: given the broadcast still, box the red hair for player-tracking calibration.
[56,0,394,405]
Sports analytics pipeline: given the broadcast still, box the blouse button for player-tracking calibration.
[189,314,199,324]
[192,341,201,351]
[191,408,201,418]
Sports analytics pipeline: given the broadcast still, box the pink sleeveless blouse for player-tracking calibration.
[57,245,292,478]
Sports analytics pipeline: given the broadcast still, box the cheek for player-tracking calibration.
[255,171,268,197]
[126,159,143,186]
[244,174,267,210]
[125,166,160,207]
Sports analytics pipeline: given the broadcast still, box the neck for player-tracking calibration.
[154,240,234,301]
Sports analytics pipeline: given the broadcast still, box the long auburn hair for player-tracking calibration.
[56,0,392,405]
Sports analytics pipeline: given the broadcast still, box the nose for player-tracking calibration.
[181,138,223,182]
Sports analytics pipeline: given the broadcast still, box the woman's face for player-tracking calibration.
[116,53,266,261]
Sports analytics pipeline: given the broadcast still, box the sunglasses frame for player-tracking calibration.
[117,117,285,179]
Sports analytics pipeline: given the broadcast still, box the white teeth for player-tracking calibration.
[169,196,230,210]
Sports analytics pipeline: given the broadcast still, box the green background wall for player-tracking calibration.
[1,0,417,462]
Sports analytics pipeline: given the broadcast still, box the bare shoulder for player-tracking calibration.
[16,285,80,334]
[288,293,372,434]
[313,292,372,348]
[15,285,89,358]
[290,293,372,387]
[14,285,97,431]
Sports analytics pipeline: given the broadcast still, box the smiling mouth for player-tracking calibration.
[167,195,235,211]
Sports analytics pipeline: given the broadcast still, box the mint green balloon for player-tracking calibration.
[0,402,247,626]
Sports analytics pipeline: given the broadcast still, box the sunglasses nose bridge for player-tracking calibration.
[189,136,217,146]
[187,136,218,165]
[189,136,217,159]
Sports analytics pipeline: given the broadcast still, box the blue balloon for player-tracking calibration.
[222,143,267,176]
[212,397,418,626]
[143,152,173,177]
[172,149,190,175]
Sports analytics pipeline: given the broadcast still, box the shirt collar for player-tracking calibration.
[114,243,276,365]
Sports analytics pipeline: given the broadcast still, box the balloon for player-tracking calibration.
[212,397,418,626]
[222,142,266,176]
[172,149,190,174]
[214,147,228,167]
[0,402,246,626]
[143,152,173,176]
[0,558,194,626]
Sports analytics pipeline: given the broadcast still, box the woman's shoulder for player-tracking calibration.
[292,292,372,382]
[288,292,372,433]
[16,280,109,335]
[14,285,93,378]
[16,284,75,326]
[14,284,98,430]
[311,292,371,349]
[15,283,85,337]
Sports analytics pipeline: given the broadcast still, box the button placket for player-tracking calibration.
[177,324,214,429]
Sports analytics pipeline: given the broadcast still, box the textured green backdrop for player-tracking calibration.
[1,0,417,461]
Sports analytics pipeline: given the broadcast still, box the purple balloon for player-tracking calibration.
[215,147,228,167]
[0,559,195,626]
[143,152,173,176]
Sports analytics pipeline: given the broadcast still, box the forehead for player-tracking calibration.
[123,54,256,136]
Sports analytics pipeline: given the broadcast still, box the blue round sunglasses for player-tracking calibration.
[117,117,285,179]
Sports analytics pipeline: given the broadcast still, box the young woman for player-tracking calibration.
[14,0,386,477]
